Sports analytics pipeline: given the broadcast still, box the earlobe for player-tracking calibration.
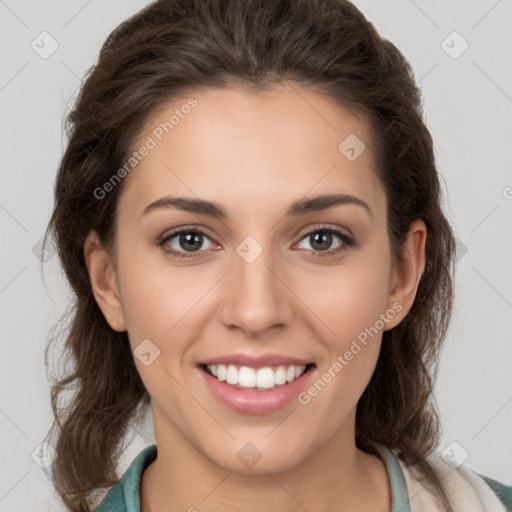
[84,230,127,332]
[385,219,427,330]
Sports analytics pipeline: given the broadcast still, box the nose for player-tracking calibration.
[220,244,295,337]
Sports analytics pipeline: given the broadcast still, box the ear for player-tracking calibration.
[384,218,427,331]
[84,230,127,332]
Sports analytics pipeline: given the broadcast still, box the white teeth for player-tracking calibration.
[205,364,308,389]
[256,367,274,389]
[226,365,239,385]
[239,366,256,387]
[274,366,287,385]
[216,364,226,381]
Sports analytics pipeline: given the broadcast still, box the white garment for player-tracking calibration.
[397,450,507,512]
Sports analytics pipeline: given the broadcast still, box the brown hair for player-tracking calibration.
[42,0,456,510]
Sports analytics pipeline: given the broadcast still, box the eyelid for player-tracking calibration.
[159,223,352,243]
[158,223,355,259]
[158,225,219,250]
[298,223,353,240]
[293,224,354,256]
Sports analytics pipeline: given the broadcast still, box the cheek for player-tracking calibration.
[298,259,391,418]
[115,242,174,338]
[116,246,213,349]
[300,249,393,341]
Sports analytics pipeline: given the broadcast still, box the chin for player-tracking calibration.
[206,440,305,475]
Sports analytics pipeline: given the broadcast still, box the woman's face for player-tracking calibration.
[88,82,423,474]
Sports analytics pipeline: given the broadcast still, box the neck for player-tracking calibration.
[140,411,390,512]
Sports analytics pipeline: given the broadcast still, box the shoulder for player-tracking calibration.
[395,448,512,512]
[93,444,158,512]
[477,474,512,511]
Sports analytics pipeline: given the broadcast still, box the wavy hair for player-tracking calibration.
[42,0,456,510]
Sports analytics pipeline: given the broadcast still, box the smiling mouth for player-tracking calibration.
[199,363,316,391]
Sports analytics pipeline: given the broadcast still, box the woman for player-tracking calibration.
[42,0,511,511]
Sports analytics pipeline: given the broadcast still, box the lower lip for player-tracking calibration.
[198,365,315,414]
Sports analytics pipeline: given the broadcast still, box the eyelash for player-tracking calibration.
[157,224,355,260]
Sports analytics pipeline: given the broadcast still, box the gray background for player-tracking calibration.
[1,0,511,510]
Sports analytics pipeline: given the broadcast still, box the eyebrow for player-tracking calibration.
[141,193,373,220]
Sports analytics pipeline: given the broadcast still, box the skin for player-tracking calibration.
[85,82,426,512]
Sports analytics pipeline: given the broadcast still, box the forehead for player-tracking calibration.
[119,83,385,221]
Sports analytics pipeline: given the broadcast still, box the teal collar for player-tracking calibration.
[378,445,411,512]
[95,443,410,512]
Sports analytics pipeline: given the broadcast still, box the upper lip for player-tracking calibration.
[199,353,314,369]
